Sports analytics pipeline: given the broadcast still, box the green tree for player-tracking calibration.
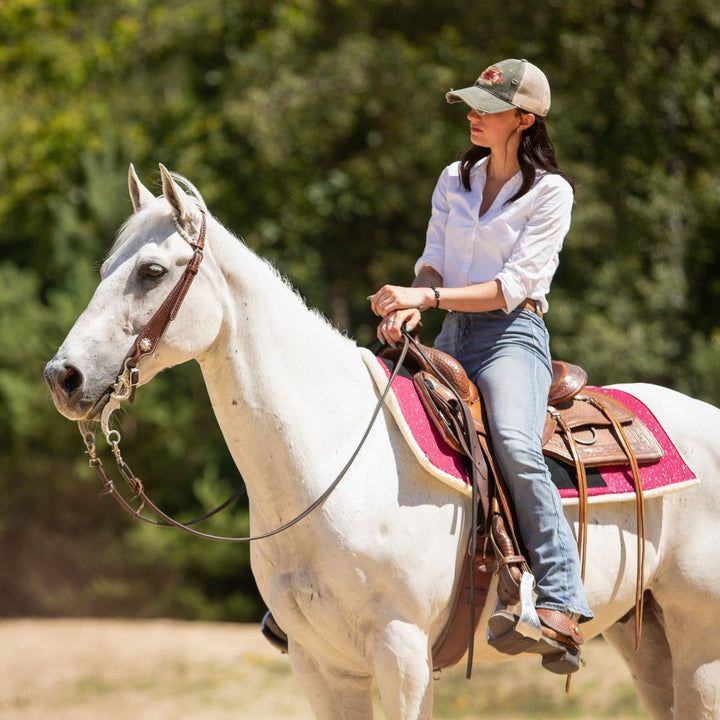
[0,0,718,621]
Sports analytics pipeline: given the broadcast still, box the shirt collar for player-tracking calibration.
[473,157,523,199]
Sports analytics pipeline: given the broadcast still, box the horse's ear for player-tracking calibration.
[159,164,199,231]
[128,164,155,213]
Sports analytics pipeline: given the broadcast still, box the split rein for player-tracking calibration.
[77,207,412,542]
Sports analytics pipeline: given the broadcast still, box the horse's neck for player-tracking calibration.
[198,228,374,503]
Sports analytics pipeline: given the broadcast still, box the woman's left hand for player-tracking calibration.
[369,285,431,317]
[376,308,421,345]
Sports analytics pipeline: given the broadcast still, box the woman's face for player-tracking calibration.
[467,108,532,148]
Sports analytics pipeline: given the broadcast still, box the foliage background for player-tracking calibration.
[0,0,718,621]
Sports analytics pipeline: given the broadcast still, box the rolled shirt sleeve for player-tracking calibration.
[495,175,573,313]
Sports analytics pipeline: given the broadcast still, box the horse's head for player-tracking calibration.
[45,164,225,421]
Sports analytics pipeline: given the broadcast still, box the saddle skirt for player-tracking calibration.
[359,348,697,505]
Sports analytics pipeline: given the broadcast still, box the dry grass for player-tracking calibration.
[0,619,647,719]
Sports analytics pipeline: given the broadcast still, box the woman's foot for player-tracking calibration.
[488,608,584,674]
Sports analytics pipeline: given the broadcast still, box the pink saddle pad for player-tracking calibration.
[376,357,696,502]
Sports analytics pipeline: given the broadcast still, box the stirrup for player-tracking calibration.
[261,610,288,654]
[488,609,584,675]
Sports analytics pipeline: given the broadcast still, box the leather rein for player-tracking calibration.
[78,208,411,543]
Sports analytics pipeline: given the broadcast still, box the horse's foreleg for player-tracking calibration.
[288,641,374,720]
[371,619,434,720]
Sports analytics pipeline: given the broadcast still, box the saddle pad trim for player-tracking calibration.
[558,476,699,506]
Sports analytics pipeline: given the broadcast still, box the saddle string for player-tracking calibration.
[582,395,646,649]
[418,394,481,677]
[78,334,413,543]
[549,408,589,581]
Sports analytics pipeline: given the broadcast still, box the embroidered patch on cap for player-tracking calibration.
[477,66,504,86]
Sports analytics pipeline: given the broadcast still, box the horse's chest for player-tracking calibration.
[269,568,321,609]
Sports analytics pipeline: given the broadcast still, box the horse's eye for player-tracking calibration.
[142,263,166,279]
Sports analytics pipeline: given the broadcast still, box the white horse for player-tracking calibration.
[45,165,720,720]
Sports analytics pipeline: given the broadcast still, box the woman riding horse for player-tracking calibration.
[369,58,593,674]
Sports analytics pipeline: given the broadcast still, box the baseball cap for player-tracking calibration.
[445,58,551,117]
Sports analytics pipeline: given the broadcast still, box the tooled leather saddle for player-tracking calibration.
[379,336,662,673]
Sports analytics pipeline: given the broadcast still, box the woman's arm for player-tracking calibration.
[372,274,505,317]
[370,265,441,318]
[371,267,506,344]
[495,177,573,312]
[370,265,441,344]
[424,278,506,312]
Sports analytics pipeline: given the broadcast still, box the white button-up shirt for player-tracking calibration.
[414,157,573,313]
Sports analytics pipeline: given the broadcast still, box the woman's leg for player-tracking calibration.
[472,312,592,619]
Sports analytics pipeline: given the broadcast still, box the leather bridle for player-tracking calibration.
[101,208,208,414]
[79,207,411,542]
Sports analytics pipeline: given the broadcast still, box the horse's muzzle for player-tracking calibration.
[44,355,106,420]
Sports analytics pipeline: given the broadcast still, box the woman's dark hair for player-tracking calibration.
[459,113,575,202]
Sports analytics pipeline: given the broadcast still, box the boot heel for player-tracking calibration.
[540,647,580,675]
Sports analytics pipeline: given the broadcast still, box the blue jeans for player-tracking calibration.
[434,308,593,620]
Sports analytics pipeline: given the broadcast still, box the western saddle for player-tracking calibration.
[379,336,662,674]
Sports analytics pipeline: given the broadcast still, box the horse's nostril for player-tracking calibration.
[61,365,83,396]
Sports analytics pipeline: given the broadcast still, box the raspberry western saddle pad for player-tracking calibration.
[360,349,698,505]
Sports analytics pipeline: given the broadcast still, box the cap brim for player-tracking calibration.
[445,86,516,114]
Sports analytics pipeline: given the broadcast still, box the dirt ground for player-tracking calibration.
[0,618,647,719]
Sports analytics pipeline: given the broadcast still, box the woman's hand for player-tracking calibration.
[369,279,439,345]
[376,308,421,345]
[369,285,433,317]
